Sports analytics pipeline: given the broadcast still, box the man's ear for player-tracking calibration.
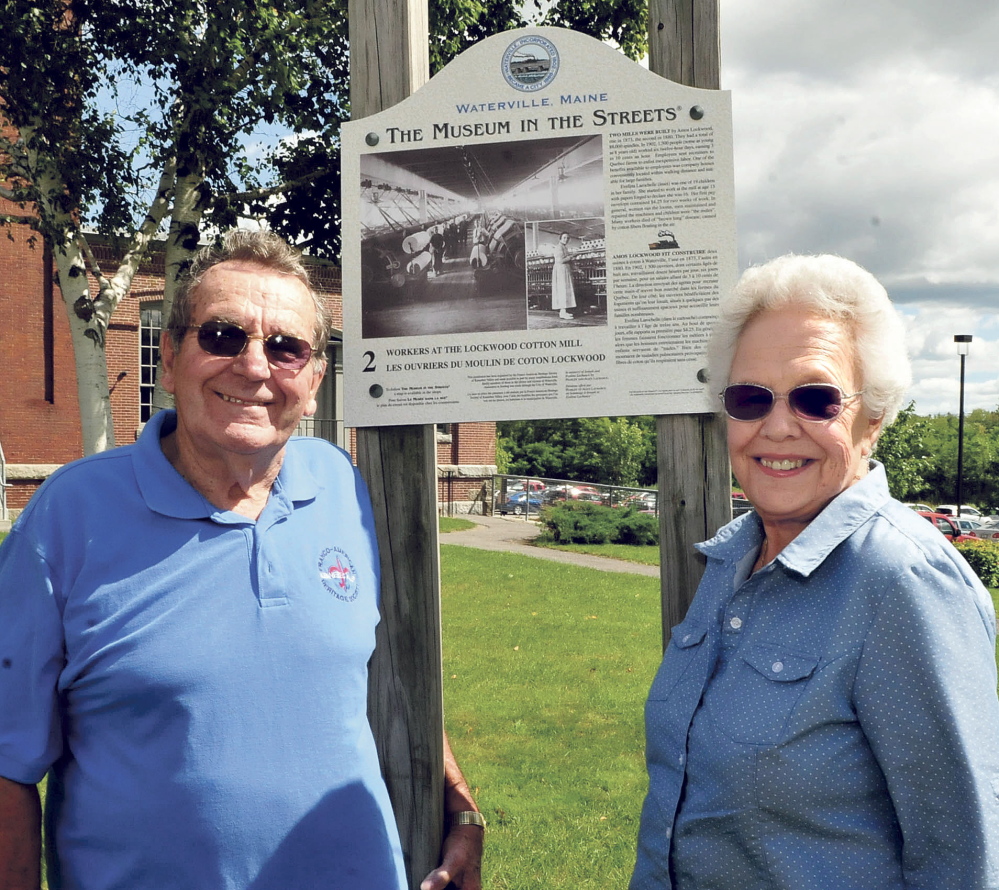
[303,360,326,418]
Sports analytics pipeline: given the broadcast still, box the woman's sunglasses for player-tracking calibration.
[188,321,314,370]
[722,383,864,422]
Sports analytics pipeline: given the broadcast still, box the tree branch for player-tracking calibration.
[77,233,109,289]
[218,165,334,208]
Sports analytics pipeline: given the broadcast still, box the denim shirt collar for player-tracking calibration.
[696,461,893,578]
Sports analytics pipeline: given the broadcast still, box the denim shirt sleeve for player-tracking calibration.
[854,558,999,888]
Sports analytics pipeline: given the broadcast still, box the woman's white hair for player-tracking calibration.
[706,254,911,426]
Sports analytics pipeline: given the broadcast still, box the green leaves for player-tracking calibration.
[498,417,654,487]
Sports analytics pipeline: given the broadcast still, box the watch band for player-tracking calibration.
[449,810,486,830]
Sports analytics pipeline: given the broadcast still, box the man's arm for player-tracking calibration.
[420,732,483,890]
[0,777,41,890]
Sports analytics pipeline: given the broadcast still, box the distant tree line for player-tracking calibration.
[876,403,999,511]
[499,404,999,511]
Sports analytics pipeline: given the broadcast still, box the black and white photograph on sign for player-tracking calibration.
[358,134,604,339]
[525,218,607,329]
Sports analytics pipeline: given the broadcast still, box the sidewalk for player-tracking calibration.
[439,513,660,578]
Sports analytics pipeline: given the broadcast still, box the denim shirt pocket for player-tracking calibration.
[647,622,708,702]
[719,644,819,745]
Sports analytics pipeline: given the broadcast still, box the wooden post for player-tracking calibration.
[649,0,732,649]
[348,2,443,887]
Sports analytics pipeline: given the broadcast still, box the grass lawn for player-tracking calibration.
[440,516,478,534]
[440,545,662,889]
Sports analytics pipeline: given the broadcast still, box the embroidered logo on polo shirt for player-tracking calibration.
[318,547,359,602]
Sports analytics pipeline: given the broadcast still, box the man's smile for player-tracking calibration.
[218,392,269,407]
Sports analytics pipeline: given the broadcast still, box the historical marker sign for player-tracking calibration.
[341,26,737,426]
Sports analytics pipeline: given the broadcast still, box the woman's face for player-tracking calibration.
[726,308,882,536]
[559,233,569,244]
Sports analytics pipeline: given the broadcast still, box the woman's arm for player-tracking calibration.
[855,567,999,887]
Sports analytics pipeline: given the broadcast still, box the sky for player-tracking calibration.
[718,0,999,416]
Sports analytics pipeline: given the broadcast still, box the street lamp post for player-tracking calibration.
[954,335,973,517]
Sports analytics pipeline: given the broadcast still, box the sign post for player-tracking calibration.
[649,0,732,649]
[348,1,445,887]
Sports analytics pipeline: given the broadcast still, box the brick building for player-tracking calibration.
[0,230,496,517]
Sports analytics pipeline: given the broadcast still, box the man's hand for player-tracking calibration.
[420,823,483,890]
[422,732,483,889]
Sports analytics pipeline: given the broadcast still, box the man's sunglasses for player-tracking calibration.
[721,383,864,422]
[188,321,314,370]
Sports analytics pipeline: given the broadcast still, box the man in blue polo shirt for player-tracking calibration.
[0,231,483,890]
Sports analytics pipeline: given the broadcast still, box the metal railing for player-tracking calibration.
[490,474,658,518]
[295,417,345,449]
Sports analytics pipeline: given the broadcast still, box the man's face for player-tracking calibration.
[161,261,325,464]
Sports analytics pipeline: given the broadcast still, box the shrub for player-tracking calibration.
[954,539,999,588]
[540,502,659,546]
[614,508,659,545]
[541,501,619,544]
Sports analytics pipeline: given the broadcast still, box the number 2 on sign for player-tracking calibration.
[363,351,375,372]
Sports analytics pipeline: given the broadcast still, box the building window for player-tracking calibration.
[139,303,163,422]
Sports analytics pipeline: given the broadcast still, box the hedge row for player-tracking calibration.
[954,539,999,588]
[539,501,659,546]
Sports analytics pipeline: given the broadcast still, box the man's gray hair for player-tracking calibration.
[706,254,911,425]
[167,230,332,363]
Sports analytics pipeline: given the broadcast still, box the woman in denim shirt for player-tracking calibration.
[631,254,999,889]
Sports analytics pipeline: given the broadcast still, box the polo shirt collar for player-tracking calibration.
[132,410,321,521]
[697,461,893,578]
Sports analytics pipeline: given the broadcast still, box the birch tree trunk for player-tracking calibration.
[50,241,116,453]
[151,166,209,414]
[33,143,176,454]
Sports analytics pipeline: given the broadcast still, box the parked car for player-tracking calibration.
[916,511,976,543]
[968,522,999,541]
[493,478,545,507]
[935,504,984,519]
[625,492,658,513]
[952,518,985,537]
[542,484,602,505]
[498,490,543,515]
[903,502,934,513]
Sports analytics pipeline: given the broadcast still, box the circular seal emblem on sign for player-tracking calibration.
[318,547,359,602]
[502,34,560,92]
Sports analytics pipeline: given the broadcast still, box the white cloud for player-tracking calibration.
[720,0,999,413]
